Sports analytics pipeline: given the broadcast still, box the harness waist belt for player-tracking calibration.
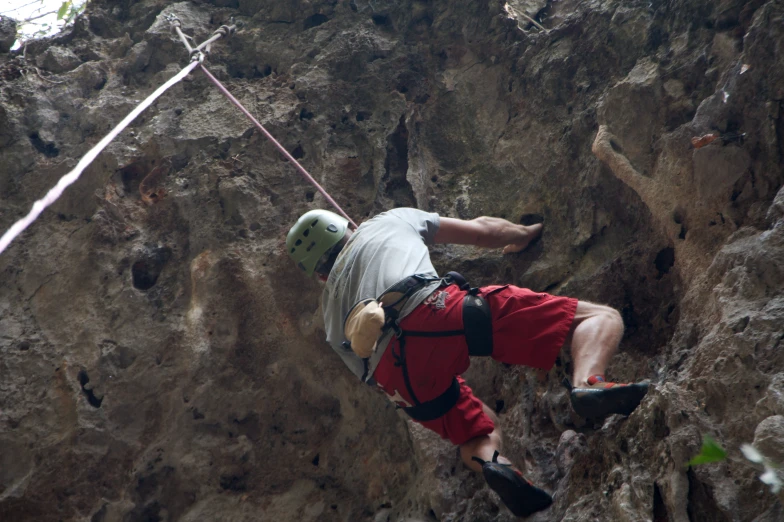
[378,273,440,314]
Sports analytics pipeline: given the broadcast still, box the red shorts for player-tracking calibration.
[373,284,577,445]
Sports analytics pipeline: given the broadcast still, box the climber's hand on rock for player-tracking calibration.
[502,223,543,254]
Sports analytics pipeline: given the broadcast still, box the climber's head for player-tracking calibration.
[286,209,350,279]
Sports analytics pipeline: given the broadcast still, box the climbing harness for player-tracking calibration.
[343,271,494,421]
[0,15,356,256]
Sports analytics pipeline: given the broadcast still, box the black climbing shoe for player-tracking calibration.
[472,451,553,518]
[565,375,649,418]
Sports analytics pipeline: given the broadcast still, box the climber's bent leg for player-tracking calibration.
[411,376,495,445]
[461,402,553,517]
[459,401,505,472]
[566,300,624,387]
[565,300,649,417]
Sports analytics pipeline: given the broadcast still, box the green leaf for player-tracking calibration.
[57,1,70,20]
[686,435,727,467]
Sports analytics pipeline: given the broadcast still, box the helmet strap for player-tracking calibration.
[314,231,350,276]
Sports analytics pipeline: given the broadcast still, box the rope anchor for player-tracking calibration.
[166,15,236,61]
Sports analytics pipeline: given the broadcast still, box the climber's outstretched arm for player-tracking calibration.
[434,216,542,253]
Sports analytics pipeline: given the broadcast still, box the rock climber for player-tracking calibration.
[286,208,649,518]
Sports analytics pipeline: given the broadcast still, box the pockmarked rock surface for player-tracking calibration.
[0,17,16,54]
[1,0,783,520]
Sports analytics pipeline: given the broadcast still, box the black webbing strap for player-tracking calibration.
[403,329,465,337]
[445,271,470,291]
[462,293,493,356]
[445,271,493,356]
[403,377,461,421]
[381,273,442,312]
[392,331,464,421]
[403,296,493,357]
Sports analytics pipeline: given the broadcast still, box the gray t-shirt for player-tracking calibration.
[322,208,442,381]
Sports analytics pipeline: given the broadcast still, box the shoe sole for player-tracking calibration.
[483,463,553,518]
[570,383,649,418]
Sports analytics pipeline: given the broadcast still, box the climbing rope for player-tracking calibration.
[168,18,357,228]
[0,59,200,255]
[0,16,358,256]
[198,64,358,229]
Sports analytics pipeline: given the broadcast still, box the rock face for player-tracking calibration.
[0,0,783,521]
[0,17,16,54]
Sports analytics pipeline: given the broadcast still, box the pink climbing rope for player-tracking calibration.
[0,23,357,257]
[0,60,201,255]
[198,64,358,229]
